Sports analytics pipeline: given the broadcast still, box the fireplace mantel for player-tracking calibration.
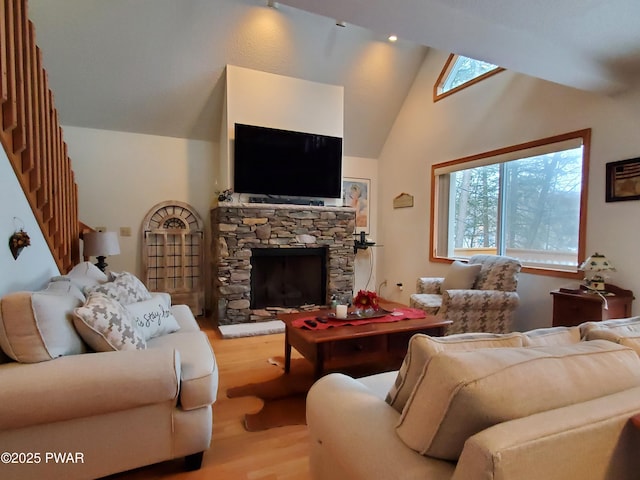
[211,203,356,324]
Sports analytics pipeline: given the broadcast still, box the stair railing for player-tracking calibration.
[0,0,80,273]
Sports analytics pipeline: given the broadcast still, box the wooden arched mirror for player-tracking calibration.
[142,201,204,316]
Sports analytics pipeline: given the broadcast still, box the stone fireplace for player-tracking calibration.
[211,203,356,325]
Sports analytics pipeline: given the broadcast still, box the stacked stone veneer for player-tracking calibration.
[211,203,356,325]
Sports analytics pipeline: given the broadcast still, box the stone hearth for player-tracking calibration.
[211,203,356,325]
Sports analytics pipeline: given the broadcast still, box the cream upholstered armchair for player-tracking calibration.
[409,255,521,334]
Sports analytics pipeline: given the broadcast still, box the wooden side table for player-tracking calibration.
[550,284,634,327]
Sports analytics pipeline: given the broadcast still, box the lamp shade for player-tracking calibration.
[83,231,120,257]
[579,253,615,272]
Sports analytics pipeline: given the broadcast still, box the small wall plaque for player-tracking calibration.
[393,192,414,209]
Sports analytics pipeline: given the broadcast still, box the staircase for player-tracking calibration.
[0,0,80,273]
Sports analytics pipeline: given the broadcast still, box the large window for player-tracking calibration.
[431,130,591,276]
[434,54,504,101]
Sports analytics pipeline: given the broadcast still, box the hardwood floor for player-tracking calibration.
[108,319,311,480]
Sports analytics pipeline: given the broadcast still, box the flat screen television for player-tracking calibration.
[233,123,343,198]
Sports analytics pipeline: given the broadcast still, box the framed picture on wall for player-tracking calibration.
[606,157,640,202]
[342,177,370,233]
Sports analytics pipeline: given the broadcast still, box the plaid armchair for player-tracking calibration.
[409,255,521,334]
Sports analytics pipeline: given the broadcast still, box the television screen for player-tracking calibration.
[233,123,343,199]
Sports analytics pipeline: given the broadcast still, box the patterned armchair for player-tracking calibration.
[409,255,522,334]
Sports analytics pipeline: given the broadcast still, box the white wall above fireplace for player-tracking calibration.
[219,65,344,204]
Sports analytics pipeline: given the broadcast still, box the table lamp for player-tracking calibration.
[579,252,615,291]
[83,231,120,272]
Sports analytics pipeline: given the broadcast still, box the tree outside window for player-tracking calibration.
[432,130,590,274]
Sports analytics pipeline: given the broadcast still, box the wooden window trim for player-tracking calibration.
[429,129,591,279]
[433,53,505,102]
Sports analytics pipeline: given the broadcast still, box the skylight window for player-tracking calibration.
[434,54,504,101]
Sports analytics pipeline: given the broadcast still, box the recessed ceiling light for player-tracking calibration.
[388,34,398,42]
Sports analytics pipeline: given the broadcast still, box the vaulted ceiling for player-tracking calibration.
[29,0,640,159]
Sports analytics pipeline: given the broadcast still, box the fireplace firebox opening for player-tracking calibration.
[250,247,327,309]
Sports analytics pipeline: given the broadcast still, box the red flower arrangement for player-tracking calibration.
[353,290,379,311]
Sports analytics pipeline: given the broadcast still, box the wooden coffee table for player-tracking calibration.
[279,300,451,378]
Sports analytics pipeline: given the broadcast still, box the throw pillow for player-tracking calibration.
[585,329,640,355]
[0,289,87,363]
[85,271,152,305]
[44,277,86,302]
[73,292,146,351]
[54,261,108,291]
[396,340,640,461]
[579,316,640,338]
[125,296,180,340]
[385,332,524,412]
[522,326,581,347]
[441,261,482,291]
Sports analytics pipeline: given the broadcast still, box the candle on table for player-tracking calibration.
[336,304,348,319]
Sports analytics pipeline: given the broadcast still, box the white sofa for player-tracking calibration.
[307,325,640,480]
[0,263,218,480]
